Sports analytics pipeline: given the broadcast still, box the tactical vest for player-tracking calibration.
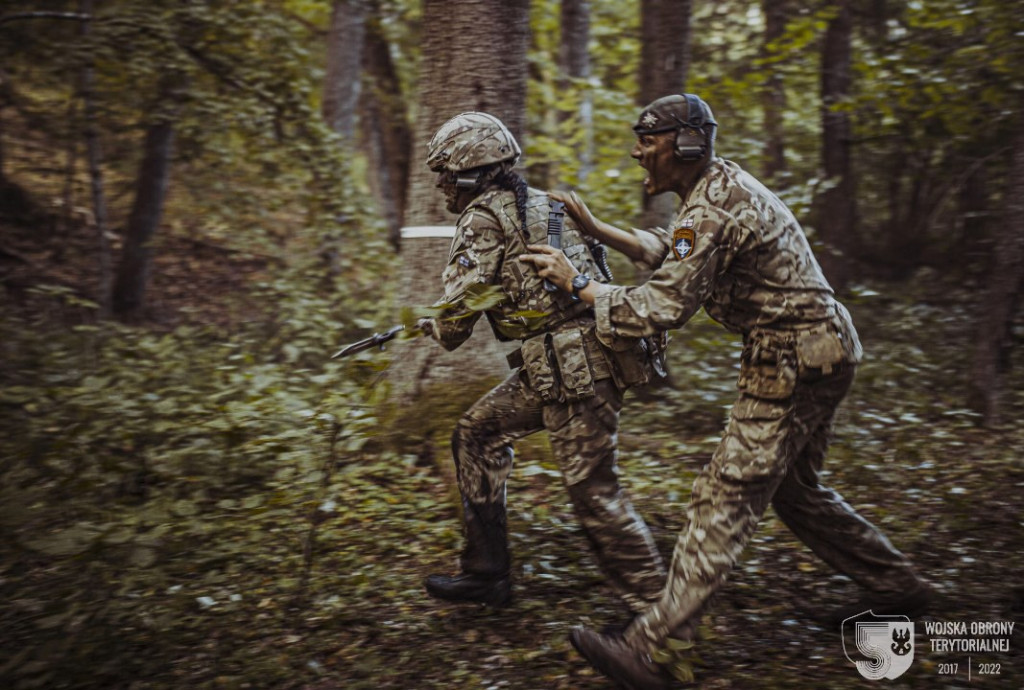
[466,187,606,342]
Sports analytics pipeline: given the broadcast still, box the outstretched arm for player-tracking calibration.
[549,190,646,262]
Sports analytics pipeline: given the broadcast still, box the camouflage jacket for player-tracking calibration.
[432,186,606,349]
[594,158,862,391]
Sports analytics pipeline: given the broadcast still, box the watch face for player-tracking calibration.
[572,274,590,289]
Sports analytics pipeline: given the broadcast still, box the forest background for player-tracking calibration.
[1,0,1022,688]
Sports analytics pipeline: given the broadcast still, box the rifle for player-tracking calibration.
[331,325,406,359]
[543,199,566,292]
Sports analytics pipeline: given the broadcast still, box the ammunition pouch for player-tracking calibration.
[600,332,669,390]
[738,332,797,400]
[513,323,613,403]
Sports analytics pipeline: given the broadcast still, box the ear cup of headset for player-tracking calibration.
[674,127,706,161]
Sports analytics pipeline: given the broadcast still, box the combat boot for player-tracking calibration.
[825,581,935,627]
[424,500,511,607]
[569,626,677,690]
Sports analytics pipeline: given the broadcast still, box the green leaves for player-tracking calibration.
[461,283,507,312]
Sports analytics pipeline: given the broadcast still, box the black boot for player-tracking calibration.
[424,500,511,607]
[823,581,935,627]
[569,626,677,689]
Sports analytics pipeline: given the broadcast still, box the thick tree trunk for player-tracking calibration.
[391,0,530,401]
[111,118,174,320]
[638,0,692,230]
[967,106,1024,426]
[358,5,410,250]
[815,0,856,290]
[761,0,787,183]
[322,0,367,141]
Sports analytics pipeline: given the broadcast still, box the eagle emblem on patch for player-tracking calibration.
[672,227,695,261]
[641,112,658,129]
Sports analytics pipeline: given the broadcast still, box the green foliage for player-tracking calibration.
[2,2,1023,687]
[0,279,389,688]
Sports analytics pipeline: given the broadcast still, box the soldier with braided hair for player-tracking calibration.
[419,112,667,614]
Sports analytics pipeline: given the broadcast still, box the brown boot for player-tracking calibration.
[569,626,676,690]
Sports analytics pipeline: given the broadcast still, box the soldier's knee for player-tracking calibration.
[451,416,483,456]
[452,418,513,466]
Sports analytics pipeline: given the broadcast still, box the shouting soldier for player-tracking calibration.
[522,94,932,688]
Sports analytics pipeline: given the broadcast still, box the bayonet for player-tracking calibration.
[331,325,405,359]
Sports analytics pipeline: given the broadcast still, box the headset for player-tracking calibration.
[673,93,718,161]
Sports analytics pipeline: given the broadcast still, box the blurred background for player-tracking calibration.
[1,1,1021,688]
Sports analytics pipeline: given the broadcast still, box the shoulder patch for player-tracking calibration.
[672,226,695,261]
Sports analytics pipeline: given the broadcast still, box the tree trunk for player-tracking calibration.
[638,0,692,230]
[322,0,367,141]
[761,0,787,183]
[559,0,593,184]
[358,4,410,250]
[79,0,112,316]
[111,118,174,321]
[958,161,989,274]
[815,0,855,290]
[966,105,1024,426]
[391,0,530,402]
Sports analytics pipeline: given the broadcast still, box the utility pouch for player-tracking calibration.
[738,337,797,400]
[521,336,559,402]
[551,328,595,401]
[794,326,846,376]
[608,337,653,390]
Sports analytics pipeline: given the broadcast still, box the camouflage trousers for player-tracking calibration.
[452,371,666,612]
[626,365,925,649]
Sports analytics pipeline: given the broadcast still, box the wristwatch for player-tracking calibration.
[570,273,591,301]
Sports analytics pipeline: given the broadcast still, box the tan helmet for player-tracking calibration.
[426,112,521,173]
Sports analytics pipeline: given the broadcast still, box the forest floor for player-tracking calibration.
[1,188,1023,690]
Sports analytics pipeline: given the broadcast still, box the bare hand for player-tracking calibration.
[519,245,579,293]
[549,190,598,237]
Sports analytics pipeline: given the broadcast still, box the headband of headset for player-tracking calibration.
[632,94,717,135]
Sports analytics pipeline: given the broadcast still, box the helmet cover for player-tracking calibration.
[427,112,521,172]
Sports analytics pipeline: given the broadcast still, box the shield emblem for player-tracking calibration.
[841,610,915,680]
[672,227,695,261]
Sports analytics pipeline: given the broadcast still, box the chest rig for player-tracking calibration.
[468,188,605,342]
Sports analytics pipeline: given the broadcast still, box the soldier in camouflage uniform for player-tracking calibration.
[523,95,932,688]
[419,112,667,613]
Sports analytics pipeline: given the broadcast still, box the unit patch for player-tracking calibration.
[673,227,695,261]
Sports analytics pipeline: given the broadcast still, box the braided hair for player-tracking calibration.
[492,165,529,240]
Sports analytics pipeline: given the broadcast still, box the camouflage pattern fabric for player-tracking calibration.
[432,186,608,345]
[587,158,925,649]
[452,374,666,611]
[427,112,521,173]
[428,186,667,611]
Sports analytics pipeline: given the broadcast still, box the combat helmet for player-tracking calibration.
[634,94,718,161]
[427,112,521,173]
